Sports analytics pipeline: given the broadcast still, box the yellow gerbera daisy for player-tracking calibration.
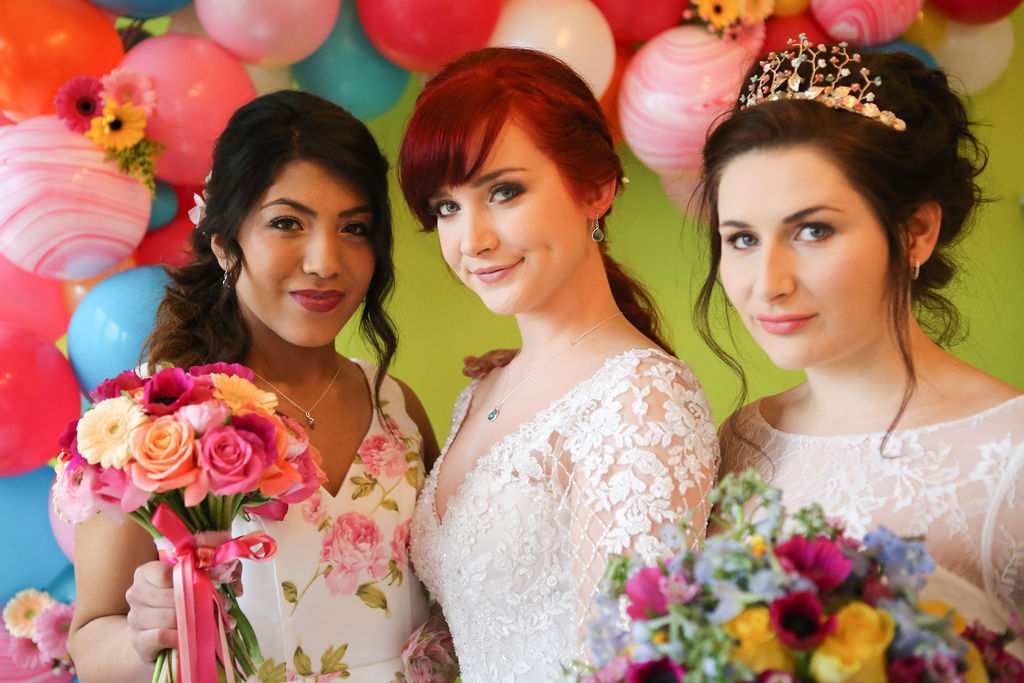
[77,395,148,468]
[740,0,774,24]
[2,589,55,638]
[696,0,741,30]
[213,374,278,414]
[85,98,146,151]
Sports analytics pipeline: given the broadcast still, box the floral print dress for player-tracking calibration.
[234,361,429,683]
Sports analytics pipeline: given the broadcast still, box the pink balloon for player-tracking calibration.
[811,0,924,45]
[0,322,81,477]
[0,116,151,280]
[660,171,701,215]
[929,0,1022,24]
[119,34,257,186]
[195,0,340,67]
[0,253,69,341]
[762,11,833,54]
[591,0,689,43]
[619,24,765,175]
[48,479,75,562]
[358,0,503,73]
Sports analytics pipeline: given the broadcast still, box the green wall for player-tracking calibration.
[344,9,1024,437]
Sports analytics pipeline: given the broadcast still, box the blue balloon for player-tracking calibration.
[148,181,179,232]
[292,0,410,121]
[46,564,76,604]
[89,0,192,19]
[66,266,170,394]
[0,467,72,604]
[865,40,939,70]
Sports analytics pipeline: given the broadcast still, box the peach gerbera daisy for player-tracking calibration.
[2,589,54,638]
[77,395,148,468]
[213,374,278,414]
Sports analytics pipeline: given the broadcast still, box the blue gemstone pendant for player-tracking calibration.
[487,407,498,421]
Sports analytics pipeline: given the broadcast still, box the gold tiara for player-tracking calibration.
[739,36,907,132]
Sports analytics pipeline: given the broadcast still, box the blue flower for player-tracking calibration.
[864,527,934,591]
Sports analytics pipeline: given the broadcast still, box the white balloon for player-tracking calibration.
[932,18,1014,95]
[488,0,616,98]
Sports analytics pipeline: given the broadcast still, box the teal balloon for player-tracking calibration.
[866,40,939,70]
[66,266,170,394]
[148,181,178,232]
[0,467,71,604]
[89,0,192,19]
[292,0,410,120]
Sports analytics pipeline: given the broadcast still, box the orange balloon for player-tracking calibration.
[599,42,637,147]
[62,255,136,314]
[0,0,124,120]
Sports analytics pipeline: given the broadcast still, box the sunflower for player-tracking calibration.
[213,373,279,414]
[76,395,148,468]
[694,0,741,31]
[2,589,55,638]
[85,98,146,151]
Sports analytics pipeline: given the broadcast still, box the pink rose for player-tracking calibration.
[279,413,310,458]
[302,493,327,526]
[391,519,411,569]
[401,613,460,683]
[177,399,231,435]
[53,459,104,523]
[196,425,267,497]
[359,434,409,479]
[319,512,388,595]
[277,444,327,504]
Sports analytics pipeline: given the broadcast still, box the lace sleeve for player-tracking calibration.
[984,440,1024,615]
[563,356,719,652]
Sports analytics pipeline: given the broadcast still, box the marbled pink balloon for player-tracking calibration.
[0,116,150,280]
[811,0,924,45]
[619,24,764,175]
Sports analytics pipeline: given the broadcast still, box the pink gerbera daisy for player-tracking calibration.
[9,632,48,669]
[54,76,103,134]
[31,602,74,660]
[101,68,157,116]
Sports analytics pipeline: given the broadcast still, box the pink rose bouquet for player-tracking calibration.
[52,363,327,683]
[571,470,1023,683]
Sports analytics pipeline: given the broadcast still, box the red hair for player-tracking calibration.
[398,47,672,353]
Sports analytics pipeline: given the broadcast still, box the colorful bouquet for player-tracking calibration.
[52,362,327,683]
[2,588,75,680]
[571,470,1023,683]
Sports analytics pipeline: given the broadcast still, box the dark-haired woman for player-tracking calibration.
[697,44,1023,632]
[399,47,719,680]
[68,90,440,682]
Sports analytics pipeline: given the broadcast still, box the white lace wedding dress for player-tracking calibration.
[720,395,1024,642]
[409,348,720,682]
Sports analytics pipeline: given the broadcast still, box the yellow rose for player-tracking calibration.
[918,600,967,634]
[725,607,796,674]
[809,603,895,683]
[963,641,990,683]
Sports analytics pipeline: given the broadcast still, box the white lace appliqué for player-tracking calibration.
[409,349,719,683]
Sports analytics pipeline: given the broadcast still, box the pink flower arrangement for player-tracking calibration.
[1,590,74,676]
[53,75,103,133]
[52,362,327,683]
[100,67,157,116]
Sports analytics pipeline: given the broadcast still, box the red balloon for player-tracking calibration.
[357,0,503,73]
[0,322,81,477]
[929,0,1022,24]
[134,184,201,268]
[600,42,637,146]
[591,0,689,43]
[762,11,832,54]
[0,253,70,342]
[0,0,124,120]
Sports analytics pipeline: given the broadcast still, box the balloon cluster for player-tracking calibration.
[0,0,1019,622]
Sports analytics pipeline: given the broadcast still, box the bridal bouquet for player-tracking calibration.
[52,363,327,683]
[572,470,1023,683]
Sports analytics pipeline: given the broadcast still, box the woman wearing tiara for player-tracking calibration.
[398,47,719,681]
[695,43,1023,631]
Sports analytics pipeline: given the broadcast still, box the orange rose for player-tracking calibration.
[129,415,199,492]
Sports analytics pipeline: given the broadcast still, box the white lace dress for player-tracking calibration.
[409,348,720,682]
[719,395,1024,635]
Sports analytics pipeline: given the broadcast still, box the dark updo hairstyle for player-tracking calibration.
[694,49,987,435]
[398,46,673,354]
[145,90,398,403]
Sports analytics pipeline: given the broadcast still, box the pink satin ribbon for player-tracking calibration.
[152,503,277,683]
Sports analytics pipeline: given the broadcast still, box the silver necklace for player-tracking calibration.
[487,312,623,421]
[252,362,342,429]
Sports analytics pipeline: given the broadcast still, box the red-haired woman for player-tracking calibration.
[399,47,719,681]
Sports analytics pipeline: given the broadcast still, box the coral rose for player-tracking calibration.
[128,415,198,493]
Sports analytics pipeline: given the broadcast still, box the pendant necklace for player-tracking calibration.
[252,362,342,429]
[487,311,623,422]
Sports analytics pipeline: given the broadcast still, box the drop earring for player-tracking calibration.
[591,218,604,243]
[911,260,920,280]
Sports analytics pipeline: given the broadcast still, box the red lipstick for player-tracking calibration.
[290,290,343,312]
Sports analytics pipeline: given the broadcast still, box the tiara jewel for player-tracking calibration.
[739,35,907,132]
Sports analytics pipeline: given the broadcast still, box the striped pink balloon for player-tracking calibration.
[0,116,150,280]
[811,0,924,45]
[619,24,765,175]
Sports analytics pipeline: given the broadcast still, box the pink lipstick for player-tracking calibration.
[472,259,522,283]
[756,313,815,334]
